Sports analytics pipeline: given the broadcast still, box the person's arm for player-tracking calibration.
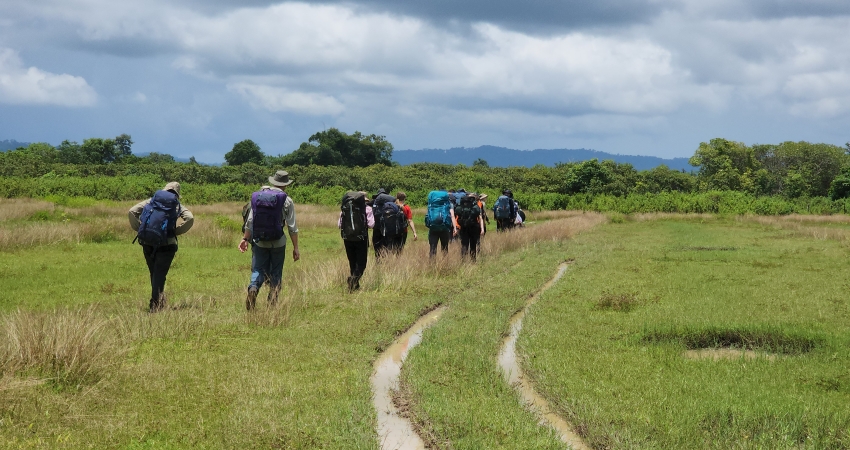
[405,205,417,240]
[128,199,148,231]
[175,206,194,235]
[284,198,300,261]
[450,208,458,236]
[289,231,300,261]
[478,210,484,235]
[238,209,253,253]
[366,205,375,228]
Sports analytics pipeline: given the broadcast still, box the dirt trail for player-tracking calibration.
[498,261,590,450]
[372,306,446,450]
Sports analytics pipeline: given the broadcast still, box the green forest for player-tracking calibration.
[2,130,849,215]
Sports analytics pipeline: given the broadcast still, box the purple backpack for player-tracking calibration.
[251,190,287,241]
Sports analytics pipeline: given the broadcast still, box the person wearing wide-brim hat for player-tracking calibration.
[128,181,195,312]
[238,170,300,310]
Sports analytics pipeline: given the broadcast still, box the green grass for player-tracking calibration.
[5,199,850,449]
[521,218,850,448]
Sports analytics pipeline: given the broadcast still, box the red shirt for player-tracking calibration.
[403,204,413,232]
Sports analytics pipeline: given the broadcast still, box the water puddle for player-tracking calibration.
[498,261,590,450]
[684,348,777,361]
[372,306,446,450]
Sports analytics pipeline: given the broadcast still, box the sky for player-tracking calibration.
[1,0,848,164]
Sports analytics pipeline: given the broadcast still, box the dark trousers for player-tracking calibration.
[459,227,481,261]
[142,244,177,311]
[343,239,369,291]
[373,230,388,259]
[428,229,451,257]
[495,218,515,232]
[393,232,408,253]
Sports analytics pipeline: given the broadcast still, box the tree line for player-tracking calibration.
[2,131,849,201]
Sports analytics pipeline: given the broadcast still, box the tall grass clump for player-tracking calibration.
[0,307,123,386]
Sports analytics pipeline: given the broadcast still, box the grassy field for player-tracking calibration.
[0,198,602,448]
[2,197,850,449]
[518,216,850,448]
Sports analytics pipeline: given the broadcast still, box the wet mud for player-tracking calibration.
[498,261,590,450]
[372,306,446,450]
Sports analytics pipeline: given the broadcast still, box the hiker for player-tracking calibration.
[424,189,456,258]
[372,188,401,258]
[515,200,526,227]
[394,192,417,252]
[129,181,194,312]
[493,189,517,232]
[477,193,490,235]
[238,170,300,310]
[339,191,374,292]
[455,193,484,261]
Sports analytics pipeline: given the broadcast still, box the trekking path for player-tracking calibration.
[498,261,590,450]
[372,306,447,450]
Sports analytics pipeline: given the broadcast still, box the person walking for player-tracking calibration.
[129,182,194,312]
[424,190,456,258]
[394,191,417,252]
[493,189,517,232]
[371,188,398,259]
[238,170,300,310]
[339,191,374,292]
[455,193,484,261]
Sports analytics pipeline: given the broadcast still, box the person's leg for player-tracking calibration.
[142,245,156,305]
[266,246,287,305]
[351,240,368,291]
[428,230,439,258]
[439,230,450,254]
[460,230,471,259]
[247,245,271,309]
[149,245,177,312]
[469,230,480,261]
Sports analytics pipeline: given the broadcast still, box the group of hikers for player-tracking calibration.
[129,170,525,312]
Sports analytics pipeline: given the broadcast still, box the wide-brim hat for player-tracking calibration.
[479,194,488,201]
[164,181,181,198]
[268,170,294,187]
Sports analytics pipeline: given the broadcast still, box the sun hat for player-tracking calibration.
[479,193,488,201]
[268,170,294,187]
[164,181,181,198]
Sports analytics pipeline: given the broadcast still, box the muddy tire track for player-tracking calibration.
[498,260,590,450]
[372,306,447,450]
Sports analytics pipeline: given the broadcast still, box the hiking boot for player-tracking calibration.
[246,287,258,311]
[149,293,166,313]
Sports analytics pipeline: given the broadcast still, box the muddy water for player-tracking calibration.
[498,262,590,450]
[372,306,446,450]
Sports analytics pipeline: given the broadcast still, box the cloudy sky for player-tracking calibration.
[1,0,848,163]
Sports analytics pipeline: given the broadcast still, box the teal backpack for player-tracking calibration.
[425,191,452,231]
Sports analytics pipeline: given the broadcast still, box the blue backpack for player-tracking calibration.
[425,191,452,231]
[135,190,180,247]
[251,190,287,241]
[493,195,514,220]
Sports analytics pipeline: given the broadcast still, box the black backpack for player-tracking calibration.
[341,191,368,241]
[456,196,480,229]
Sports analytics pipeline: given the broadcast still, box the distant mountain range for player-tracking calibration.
[0,139,29,151]
[393,146,693,171]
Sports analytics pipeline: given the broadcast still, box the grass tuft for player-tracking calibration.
[0,307,123,387]
[594,291,640,312]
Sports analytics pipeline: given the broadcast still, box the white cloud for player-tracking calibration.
[0,48,97,107]
[228,82,345,116]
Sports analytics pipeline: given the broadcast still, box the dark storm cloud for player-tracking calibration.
[180,0,674,31]
[722,0,850,20]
